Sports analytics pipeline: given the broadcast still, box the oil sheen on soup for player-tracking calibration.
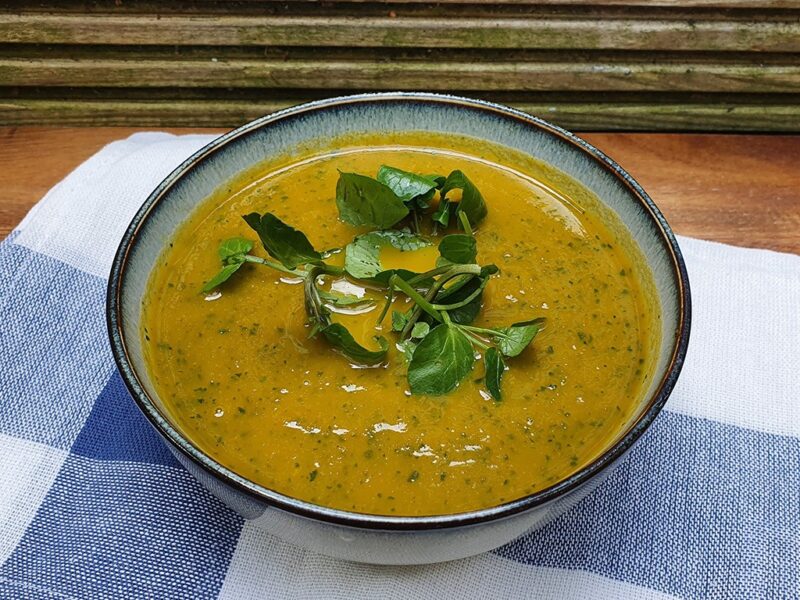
[142,132,660,517]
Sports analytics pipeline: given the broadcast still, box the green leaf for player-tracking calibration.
[204,237,253,290]
[410,321,430,339]
[438,234,477,264]
[484,347,505,401]
[376,166,438,203]
[317,289,374,308]
[335,172,409,229]
[431,198,453,228]
[480,264,500,277]
[321,323,388,365]
[218,237,253,263]
[425,174,447,188]
[410,188,436,211]
[434,276,484,325]
[242,212,322,270]
[201,262,243,292]
[441,170,488,227]
[391,310,408,332]
[493,317,546,357]
[373,268,432,288]
[408,323,475,395]
[396,338,418,362]
[344,230,431,280]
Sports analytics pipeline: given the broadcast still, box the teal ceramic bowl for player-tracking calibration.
[107,93,690,564]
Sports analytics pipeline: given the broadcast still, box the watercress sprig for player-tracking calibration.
[201,165,544,399]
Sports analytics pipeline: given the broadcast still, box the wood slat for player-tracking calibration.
[2,57,799,93]
[9,0,800,7]
[3,98,799,131]
[7,2,800,17]
[2,13,800,51]
[268,0,800,6]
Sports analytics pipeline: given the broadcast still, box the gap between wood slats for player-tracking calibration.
[4,1,800,17]
[6,86,800,104]
[2,14,800,51]
[2,58,799,93]
[4,44,800,64]
[2,98,799,131]
[231,0,800,6]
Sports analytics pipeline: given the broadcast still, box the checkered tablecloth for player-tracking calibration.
[1,132,798,599]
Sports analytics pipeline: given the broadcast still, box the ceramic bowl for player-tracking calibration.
[107,92,691,565]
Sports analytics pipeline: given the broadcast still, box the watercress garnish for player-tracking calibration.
[376,166,438,204]
[219,237,254,262]
[484,347,505,400]
[438,234,477,264]
[440,170,488,228]
[431,198,453,228]
[492,318,547,357]
[202,164,545,399]
[243,212,322,269]
[376,166,444,233]
[407,322,475,395]
[202,262,245,293]
[392,310,409,332]
[431,275,486,325]
[410,322,430,339]
[202,237,254,292]
[335,172,409,229]
[321,322,389,365]
[317,289,375,308]
[344,230,431,279]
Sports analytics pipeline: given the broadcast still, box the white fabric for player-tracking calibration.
[219,522,680,600]
[667,236,800,436]
[0,435,67,564]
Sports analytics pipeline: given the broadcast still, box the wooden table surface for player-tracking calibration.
[2,127,799,254]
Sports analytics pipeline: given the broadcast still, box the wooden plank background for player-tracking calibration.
[1,1,799,130]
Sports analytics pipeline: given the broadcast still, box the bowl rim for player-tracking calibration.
[107,92,691,531]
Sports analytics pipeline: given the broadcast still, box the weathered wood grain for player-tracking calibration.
[1,3,797,130]
[264,0,800,6]
[3,57,799,93]
[583,132,800,254]
[8,0,800,8]
[2,128,799,254]
[3,98,800,131]
[7,0,800,8]
[2,14,799,52]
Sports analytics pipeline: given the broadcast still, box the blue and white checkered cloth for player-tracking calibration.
[1,132,798,599]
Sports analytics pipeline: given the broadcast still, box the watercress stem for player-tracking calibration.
[459,211,473,235]
[399,265,484,338]
[375,288,394,325]
[389,274,442,323]
[303,266,330,330]
[406,265,452,286]
[430,277,489,311]
[243,254,304,277]
[319,264,345,276]
[400,301,427,340]
[459,324,514,340]
[460,328,490,350]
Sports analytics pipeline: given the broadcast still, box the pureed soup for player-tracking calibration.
[142,132,660,516]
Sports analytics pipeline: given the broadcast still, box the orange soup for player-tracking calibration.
[141,132,660,516]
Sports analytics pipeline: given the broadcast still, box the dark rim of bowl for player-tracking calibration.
[107,92,691,531]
